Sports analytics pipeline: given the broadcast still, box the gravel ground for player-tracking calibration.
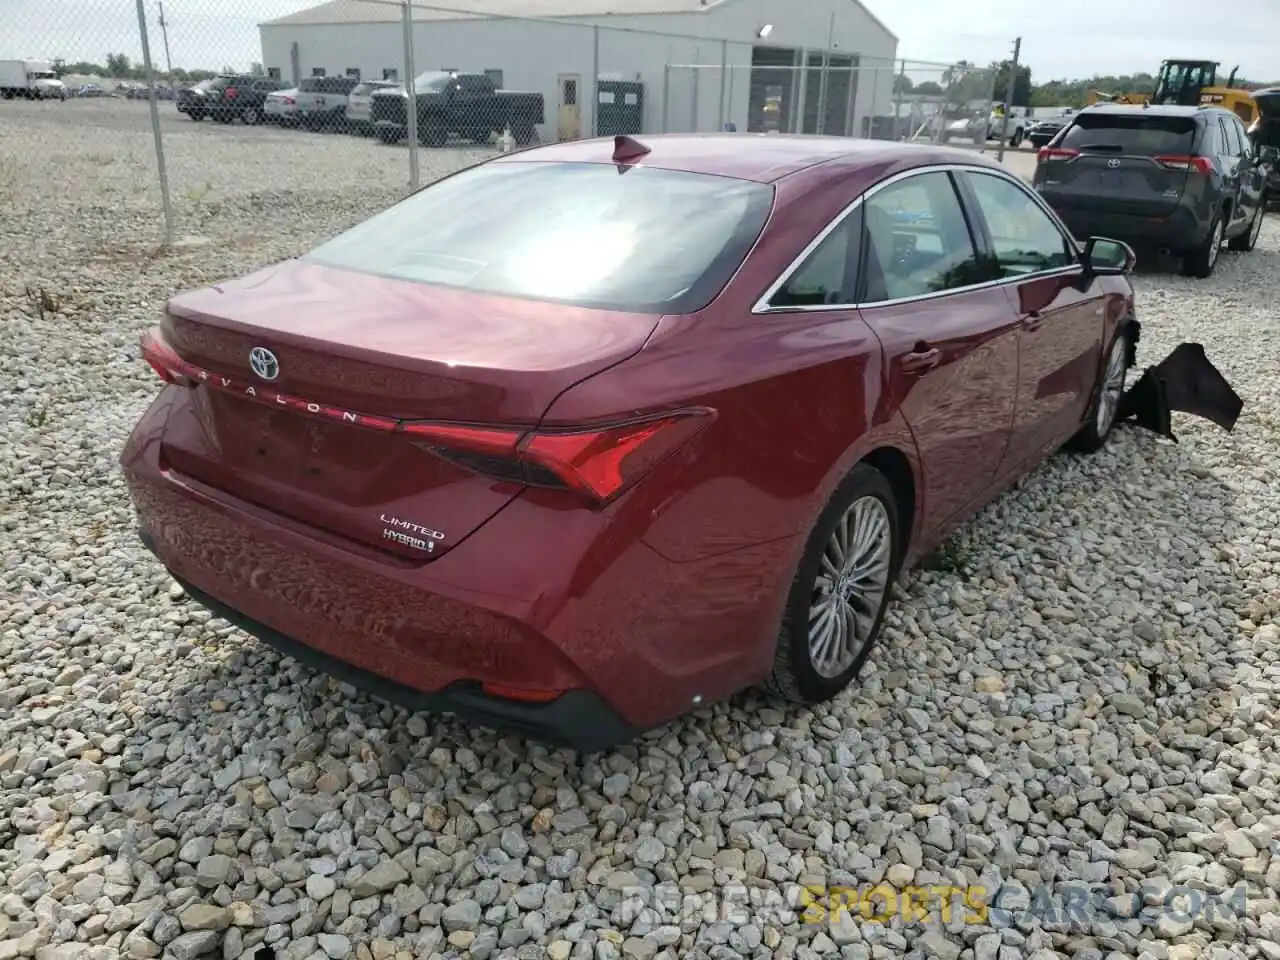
[2,97,1280,960]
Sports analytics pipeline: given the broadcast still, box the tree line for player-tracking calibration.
[54,53,266,84]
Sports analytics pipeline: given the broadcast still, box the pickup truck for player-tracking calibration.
[370,70,544,147]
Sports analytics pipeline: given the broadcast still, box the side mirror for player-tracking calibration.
[1082,236,1135,276]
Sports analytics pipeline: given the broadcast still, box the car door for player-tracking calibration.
[1227,116,1265,231]
[855,168,1021,538]
[957,169,1105,472]
[1216,115,1249,236]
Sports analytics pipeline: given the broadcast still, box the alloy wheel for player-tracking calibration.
[808,496,892,678]
[1095,336,1128,436]
[1209,219,1224,267]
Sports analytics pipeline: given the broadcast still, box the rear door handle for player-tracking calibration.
[1022,309,1046,330]
[901,346,941,374]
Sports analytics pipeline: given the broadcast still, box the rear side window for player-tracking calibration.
[305,162,774,314]
[860,172,985,304]
[1060,114,1196,156]
[299,78,322,93]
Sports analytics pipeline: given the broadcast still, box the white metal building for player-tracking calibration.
[258,0,898,142]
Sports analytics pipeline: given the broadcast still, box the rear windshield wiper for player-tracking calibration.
[1078,142,1125,152]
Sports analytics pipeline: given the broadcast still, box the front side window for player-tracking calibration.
[964,172,1073,276]
[860,172,985,304]
[305,162,774,314]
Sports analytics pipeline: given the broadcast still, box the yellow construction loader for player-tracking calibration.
[1087,60,1258,124]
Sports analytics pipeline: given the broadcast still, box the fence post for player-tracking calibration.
[591,26,599,138]
[979,68,998,155]
[718,39,728,130]
[134,0,175,245]
[401,0,420,190]
[691,55,700,132]
[661,65,670,132]
[892,60,905,141]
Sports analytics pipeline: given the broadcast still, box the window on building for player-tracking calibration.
[266,66,281,79]
[382,68,398,81]
[484,69,504,89]
[311,67,326,77]
[345,67,361,80]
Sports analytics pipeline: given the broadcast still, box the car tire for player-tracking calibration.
[1227,204,1264,252]
[376,128,400,144]
[1010,128,1024,147]
[241,104,262,125]
[189,112,204,122]
[1181,212,1224,278]
[766,462,901,704]
[1067,327,1132,454]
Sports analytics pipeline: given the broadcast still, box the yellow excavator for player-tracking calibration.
[1087,59,1259,124]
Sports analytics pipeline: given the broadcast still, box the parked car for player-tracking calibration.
[74,83,104,98]
[124,134,1152,752]
[176,78,216,119]
[370,70,544,146]
[264,87,301,125]
[294,75,361,130]
[344,80,399,135]
[1034,103,1267,277]
[181,74,285,124]
[941,105,1026,146]
[1027,110,1075,148]
[1248,87,1280,204]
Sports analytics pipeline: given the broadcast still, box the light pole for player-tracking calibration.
[157,1,174,77]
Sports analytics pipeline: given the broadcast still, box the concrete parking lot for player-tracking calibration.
[3,96,1279,960]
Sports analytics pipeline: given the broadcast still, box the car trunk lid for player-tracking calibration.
[151,259,661,561]
[1037,112,1199,216]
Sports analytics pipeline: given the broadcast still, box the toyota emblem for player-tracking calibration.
[1106,158,1121,169]
[249,346,280,381]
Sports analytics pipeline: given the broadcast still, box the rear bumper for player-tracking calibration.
[1041,199,1209,249]
[120,391,780,749]
[142,538,634,752]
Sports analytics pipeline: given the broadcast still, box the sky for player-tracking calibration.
[5,0,1279,82]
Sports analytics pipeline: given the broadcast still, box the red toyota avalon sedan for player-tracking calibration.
[122,134,1139,752]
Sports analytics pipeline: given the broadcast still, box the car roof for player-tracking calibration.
[495,133,1005,183]
[1080,103,1226,121]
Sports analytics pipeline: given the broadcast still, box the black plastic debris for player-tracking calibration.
[1117,342,1244,443]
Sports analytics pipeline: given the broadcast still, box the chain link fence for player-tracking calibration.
[663,59,998,143]
[5,0,1001,246]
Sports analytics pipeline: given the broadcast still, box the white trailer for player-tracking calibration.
[0,59,65,100]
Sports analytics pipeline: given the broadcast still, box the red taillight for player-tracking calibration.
[140,329,184,384]
[401,412,714,504]
[1037,147,1080,163]
[224,87,238,99]
[283,97,294,105]
[1154,154,1213,174]
[138,326,713,504]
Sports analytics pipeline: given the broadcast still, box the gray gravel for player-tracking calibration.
[3,97,1280,960]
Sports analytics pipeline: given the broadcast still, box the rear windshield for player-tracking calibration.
[304,161,774,314]
[299,78,322,93]
[1060,114,1196,156]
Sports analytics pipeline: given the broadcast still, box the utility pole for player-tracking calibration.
[996,36,1020,162]
[156,1,174,77]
